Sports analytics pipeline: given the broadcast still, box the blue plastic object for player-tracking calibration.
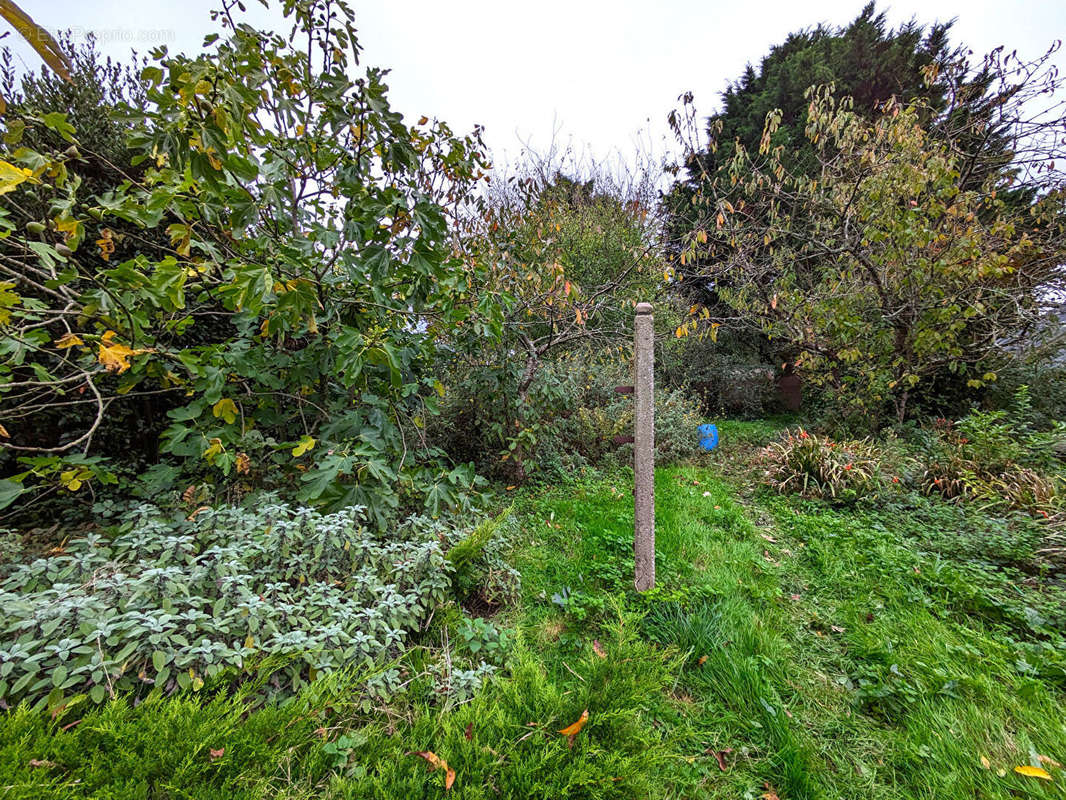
[698,423,719,452]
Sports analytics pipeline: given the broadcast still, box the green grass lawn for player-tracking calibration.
[4,427,1066,798]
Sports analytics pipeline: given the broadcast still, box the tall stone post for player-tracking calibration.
[633,302,655,591]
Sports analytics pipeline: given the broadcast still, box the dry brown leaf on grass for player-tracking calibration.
[464,723,473,741]
[704,747,733,772]
[409,751,456,791]
[592,639,607,659]
[760,782,781,800]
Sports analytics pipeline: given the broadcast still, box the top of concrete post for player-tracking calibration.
[635,302,653,315]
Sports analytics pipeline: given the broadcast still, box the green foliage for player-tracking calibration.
[444,505,520,606]
[455,617,511,662]
[433,345,707,484]
[440,153,664,481]
[446,505,512,571]
[760,429,886,502]
[667,31,1066,425]
[0,499,455,711]
[0,0,494,521]
[917,389,1065,516]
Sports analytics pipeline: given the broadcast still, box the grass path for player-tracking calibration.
[3,455,1066,798]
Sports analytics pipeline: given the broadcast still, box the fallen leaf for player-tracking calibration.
[1040,755,1063,768]
[706,747,733,772]
[1014,765,1053,781]
[410,751,456,790]
[592,640,607,659]
[209,748,225,761]
[980,755,991,769]
[760,782,781,800]
[759,533,777,542]
[29,759,57,768]
[559,709,589,746]
[830,625,846,634]
[464,723,473,741]
[697,655,708,666]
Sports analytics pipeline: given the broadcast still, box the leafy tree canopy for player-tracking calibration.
[0,0,494,524]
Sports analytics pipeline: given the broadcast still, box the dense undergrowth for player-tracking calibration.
[3,419,1066,798]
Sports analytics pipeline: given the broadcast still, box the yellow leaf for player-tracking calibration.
[54,333,84,349]
[235,452,251,474]
[0,159,35,195]
[59,468,87,492]
[203,437,223,464]
[97,330,147,374]
[95,228,115,261]
[243,635,255,650]
[1014,765,1052,781]
[292,435,315,457]
[0,423,8,438]
[54,215,82,245]
[980,756,991,769]
[212,398,238,425]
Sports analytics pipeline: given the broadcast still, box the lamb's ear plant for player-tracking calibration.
[0,498,472,711]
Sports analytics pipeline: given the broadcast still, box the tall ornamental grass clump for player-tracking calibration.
[760,429,885,503]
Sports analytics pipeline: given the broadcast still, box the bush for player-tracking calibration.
[433,347,708,484]
[0,499,466,712]
[760,429,885,502]
[916,387,1065,515]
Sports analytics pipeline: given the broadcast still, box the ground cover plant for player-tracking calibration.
[0,500,457,712]
[5,438,1066,798]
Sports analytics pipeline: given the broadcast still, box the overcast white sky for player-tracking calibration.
[6,1,1066,169]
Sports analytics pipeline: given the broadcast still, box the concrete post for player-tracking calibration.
[633,302,655,591]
